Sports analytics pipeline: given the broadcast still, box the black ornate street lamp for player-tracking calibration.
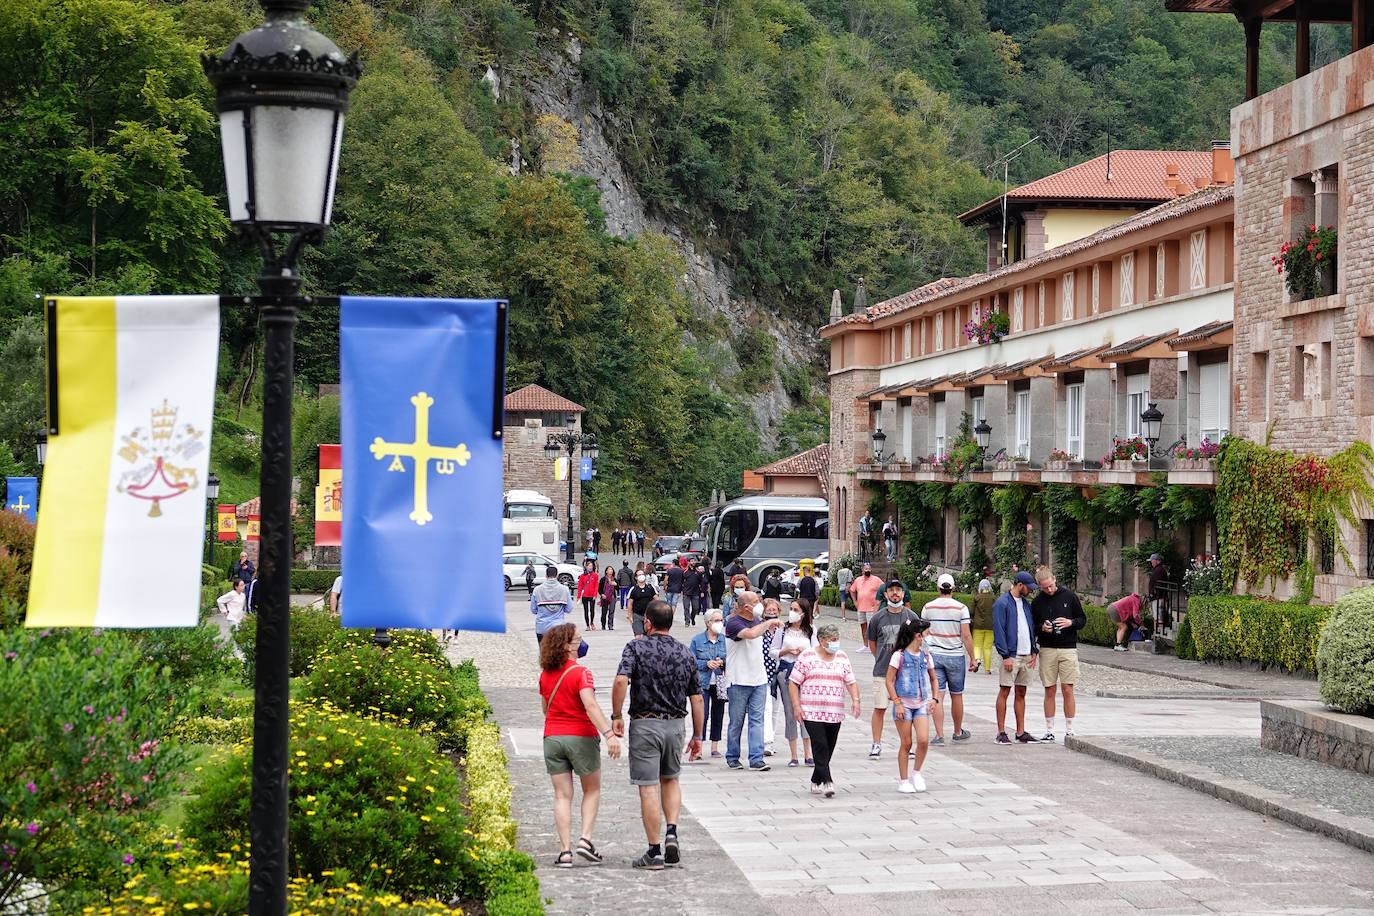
[204,471,221,565]
[1141,402,1164,461]
[974,418,992,453]
[202,3,359,911]
[544,415,597,563]
[871,427,888,466]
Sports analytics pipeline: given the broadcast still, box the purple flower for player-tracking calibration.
[83,705,94,715]
[92,646,103,656]
[3,652,15,661]
[62,723,73,733]
[25,823,38,836]
[123,854,135,865]
[25,782,36,794]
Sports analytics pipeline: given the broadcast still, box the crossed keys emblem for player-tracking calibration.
[370,392,471,526]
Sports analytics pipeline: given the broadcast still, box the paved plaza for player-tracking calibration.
[447,565,1374,915]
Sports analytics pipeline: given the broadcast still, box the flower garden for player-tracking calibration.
[0,515,541,914]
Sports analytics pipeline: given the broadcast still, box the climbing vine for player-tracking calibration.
[887,481,938,564]
[1215,437,1374,589]
[1041,484,1084,586]
[990,484,1037,574]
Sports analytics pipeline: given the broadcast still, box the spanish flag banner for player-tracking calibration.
[27,296,220,628]
[217,503,238,540]
[314,444,341,546]
[246,514,261,542]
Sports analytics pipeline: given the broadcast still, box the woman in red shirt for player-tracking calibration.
[576,561,600,630]
[540,623,621,867]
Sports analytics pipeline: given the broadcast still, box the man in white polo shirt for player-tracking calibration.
[921,573,975,745]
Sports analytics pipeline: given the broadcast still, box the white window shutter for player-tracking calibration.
[1190,230,1207,289]
[1062,272,1075,321]
[1120,253,1135,306]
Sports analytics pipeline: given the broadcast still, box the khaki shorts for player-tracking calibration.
[998,655,1036,688]
[543,735,601,776]
[1038,647,1080,687]
[872,677,893,710]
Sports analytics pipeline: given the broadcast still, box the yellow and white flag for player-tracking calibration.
[27,296,220,628]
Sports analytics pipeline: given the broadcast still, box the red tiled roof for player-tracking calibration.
[1167,321,1234,346]
[755,444,830,479]
[1100,330,1179,358]
[236,496,299,518]
[960,151,1216,222]
[820,185,1232,332]
[503,384,585,413]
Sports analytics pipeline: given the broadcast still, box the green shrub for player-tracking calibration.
[302,643,470,747]
[183,702,478,897]
[1316,586,1374,715]
[291,568,339,592]
[818,584,839,607]
[0,630,193,906]
[128,624,236,688]
[462,718,517,848]
[326,626,449,671]
[1175,613,1197,660]
[209,543,241,579]
[232,606,340,684]
[169,714,252,745]
[201,563,222,586]
[0,510,36,618]
[481,849,544,916]
[1186,595,1329,672]
[103,856,464,913]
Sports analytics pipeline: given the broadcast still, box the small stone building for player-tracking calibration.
[502,383,586,531]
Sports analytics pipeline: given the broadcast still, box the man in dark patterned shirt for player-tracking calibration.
[612,600,705,871]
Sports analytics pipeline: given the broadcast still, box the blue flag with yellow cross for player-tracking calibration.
[340,297,507,631]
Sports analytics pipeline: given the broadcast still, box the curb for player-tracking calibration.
[1091,690,1266,700]
[1079,655,1256,691]
[1065,735,1374,855]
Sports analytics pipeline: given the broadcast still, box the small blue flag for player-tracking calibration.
[5,477,37,523]
[340,298,507,631]
[579,457,594,481]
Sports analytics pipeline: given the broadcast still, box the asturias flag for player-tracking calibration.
[340,297,507,631]
[5,477,37,523]
[27,296,219,628]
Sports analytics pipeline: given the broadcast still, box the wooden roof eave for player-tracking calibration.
[1168,326,1235,352]
[1105,340,1179,364]
[1039,346,1112,374]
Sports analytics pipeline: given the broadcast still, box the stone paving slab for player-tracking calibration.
[1067,734,1374,855]
[1077,644,1321,698]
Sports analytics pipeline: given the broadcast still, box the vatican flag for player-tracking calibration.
[27,296,220,628]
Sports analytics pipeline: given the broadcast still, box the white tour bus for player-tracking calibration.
[503,490,560,551]
[706,494,829,588]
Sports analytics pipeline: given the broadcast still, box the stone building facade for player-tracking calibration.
[1229,43,1374,601]
[502,384,586,538]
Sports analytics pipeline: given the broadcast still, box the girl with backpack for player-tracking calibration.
[884,618,941,793]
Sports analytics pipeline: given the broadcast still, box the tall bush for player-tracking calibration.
[1186,595,1329,672]
[1316,586,1374,715]
[232,606,339,684]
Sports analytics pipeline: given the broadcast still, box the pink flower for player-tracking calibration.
[62,723,73,733]
[123,854,135,865]
[25,782,36,794]
[25,823,38,836]
[83,705,94,714]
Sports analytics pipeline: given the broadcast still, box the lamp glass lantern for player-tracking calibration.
[974,418,992,451]
[585,438,599,460]
[202,0,360,233]
[871,427,887,464]
[206,471,221,501]
[34,429,47,467]
[1140,402,1164,447]
[543,438,560,458]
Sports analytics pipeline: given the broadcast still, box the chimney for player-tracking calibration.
[830,288,843,322]
[851,277,868,315]
[1210,140,1234,186]
[1164,163,1183,195]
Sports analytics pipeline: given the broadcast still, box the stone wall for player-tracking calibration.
[503,411,582,538]
[1261,700,1373,776]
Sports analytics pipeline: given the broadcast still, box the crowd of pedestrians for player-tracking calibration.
[528,543,1092,871]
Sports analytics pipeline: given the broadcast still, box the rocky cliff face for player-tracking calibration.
[517,38,821,446]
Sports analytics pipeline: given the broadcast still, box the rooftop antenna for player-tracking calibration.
[1106,137,1114,182]
[988,136,1039,267]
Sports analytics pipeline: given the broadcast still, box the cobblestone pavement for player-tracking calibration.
[444,581,1374,915]
[1110,735,1374,821]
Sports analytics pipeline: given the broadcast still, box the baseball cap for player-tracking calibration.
[1149,553,1162,562]
[1014,570,1037,588]
[884,579,905,592]
[937,573,955,590]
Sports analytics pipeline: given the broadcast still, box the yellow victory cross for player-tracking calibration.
[8,495,30,514]
[370,392,472,526]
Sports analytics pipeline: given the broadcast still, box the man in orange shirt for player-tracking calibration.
[848,562,884,653]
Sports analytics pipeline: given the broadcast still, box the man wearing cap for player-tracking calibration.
[848,562,884,648]
[992,570,1039,744]
[1031,566,1086,741]
[864,579,918,758]
[1147,553,1167,625]
[921,573,975,745]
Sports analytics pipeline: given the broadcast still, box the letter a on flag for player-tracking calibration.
[340,298,507,631]
[27,296,219,628]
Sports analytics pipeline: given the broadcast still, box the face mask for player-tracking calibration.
[825,641,840,654]
[787,611,802,624]
[710,621,725,635]
[733,586,744,596]
[887,597,903,607]
[577,640,589,658]
[752,604,763,619]
[636,575,646,584]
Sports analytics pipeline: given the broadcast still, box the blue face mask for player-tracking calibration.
[577,639,589,658]
[825,640,840,654]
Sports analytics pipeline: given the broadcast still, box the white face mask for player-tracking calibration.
[635,574,646,584]
[825,640,840,654]
[733,586,744,596]
[709,621,725,635]
[887,597,903,607]
[787,611,801,624]
[752,604,763,619]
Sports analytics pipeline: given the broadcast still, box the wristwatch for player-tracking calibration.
[611,713,623,720]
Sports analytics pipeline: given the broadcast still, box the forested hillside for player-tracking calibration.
[0,0,1314,527]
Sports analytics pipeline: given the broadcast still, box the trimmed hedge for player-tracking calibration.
[232,606,341,683]
[902,590,1131,648]
[291,568,339,592]
[1316,586,1374,714]
[1186,595,1329,672]
[818,584,839,607]
[1175,614,1197,660]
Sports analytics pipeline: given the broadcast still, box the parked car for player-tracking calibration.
[502,549,579,590]
[653,535,684,557]
[653,549,704,574]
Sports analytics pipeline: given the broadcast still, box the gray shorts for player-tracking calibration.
[631,614,646,636]
[627,717,685,786]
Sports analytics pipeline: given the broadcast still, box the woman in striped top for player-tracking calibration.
[788,623,860,798]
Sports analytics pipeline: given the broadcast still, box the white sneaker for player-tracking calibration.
[1112,644,1129,652]
[1065,729,1075,739]
[909,771,927,792]
[809,783,822,795]
[869,743,882,758]
[897,779,916,794]
[1041,732,1056,742]
[823,783,835,798]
